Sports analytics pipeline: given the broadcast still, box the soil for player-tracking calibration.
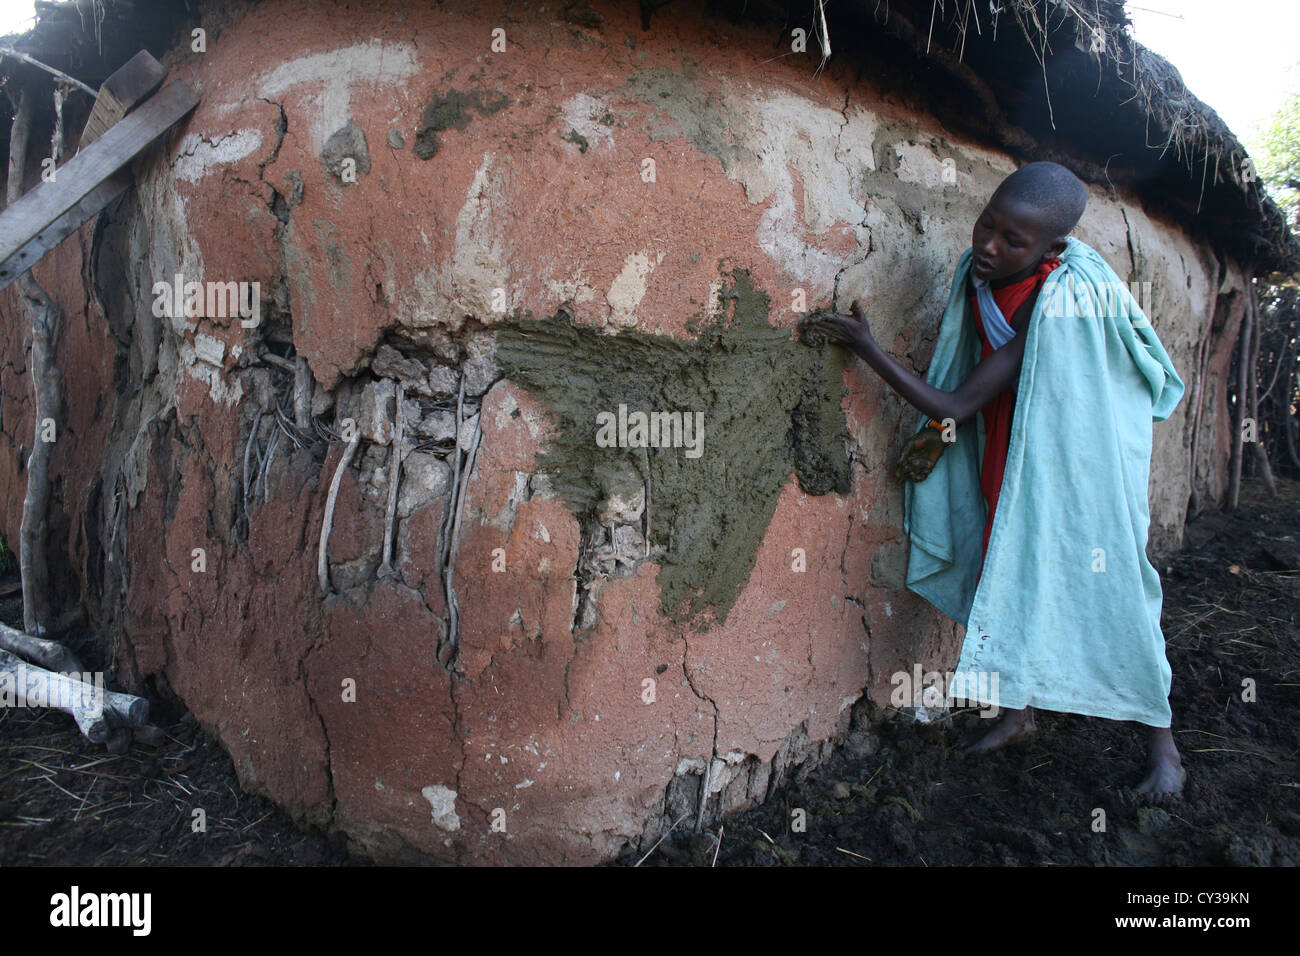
[1,476,1295,866]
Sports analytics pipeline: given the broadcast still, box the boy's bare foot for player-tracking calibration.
[963,706,1036,754]
[1133,726,1185,803]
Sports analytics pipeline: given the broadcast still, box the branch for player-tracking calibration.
[378,381,405,580]
[0,648,149,743]
[318,430,362,594]
[0,620,84,672]
[0,46,97,96]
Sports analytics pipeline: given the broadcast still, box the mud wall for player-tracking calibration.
[0,0,1250,863]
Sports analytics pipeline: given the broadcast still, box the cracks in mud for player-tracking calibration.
[1121,206,1137,278]
[681,650,720,831]
[831,87,873,310]
[298,641,337,820]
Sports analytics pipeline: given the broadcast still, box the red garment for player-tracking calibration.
[971,257,1061,571]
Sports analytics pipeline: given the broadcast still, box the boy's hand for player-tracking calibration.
[821,299,876,351]
[893,427,949,482]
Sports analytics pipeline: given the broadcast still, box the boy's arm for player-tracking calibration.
[823,298,1032,425]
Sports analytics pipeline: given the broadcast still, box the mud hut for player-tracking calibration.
[1,0,1294,864]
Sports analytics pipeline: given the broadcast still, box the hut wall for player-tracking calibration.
[0,0,1248,863]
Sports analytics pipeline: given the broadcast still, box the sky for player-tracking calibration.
[0,0,1296,147]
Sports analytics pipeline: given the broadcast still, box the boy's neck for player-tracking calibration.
[990,262,1041,289]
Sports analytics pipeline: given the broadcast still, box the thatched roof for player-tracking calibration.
[2,0,1296,276]
[816,0,1298,277]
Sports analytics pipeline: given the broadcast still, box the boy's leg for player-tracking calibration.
[963,705,1036,754]
[1136,724,1185,800]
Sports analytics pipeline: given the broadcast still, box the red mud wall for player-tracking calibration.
[0,0,1247,863]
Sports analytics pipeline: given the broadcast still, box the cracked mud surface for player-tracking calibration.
[1,476,1294,865]
[613,476,1300,867]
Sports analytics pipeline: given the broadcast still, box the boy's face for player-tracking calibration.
[970,191,1067,284]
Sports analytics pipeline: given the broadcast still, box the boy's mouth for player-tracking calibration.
[972,257,995,277]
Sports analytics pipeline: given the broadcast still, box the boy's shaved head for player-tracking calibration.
[994,161,1088,239]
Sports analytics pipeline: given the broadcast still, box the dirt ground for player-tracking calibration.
[1,475,1296,866]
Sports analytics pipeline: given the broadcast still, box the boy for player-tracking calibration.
[824,161,1186,800]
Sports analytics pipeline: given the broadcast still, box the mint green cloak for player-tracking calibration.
[903,236,1185,727]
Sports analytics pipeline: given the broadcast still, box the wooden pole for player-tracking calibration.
[0,620,84,672]
[1246,282,1278,496]
[0,648,149,742]
[7,84,62,636]
[1226,282,1250,510]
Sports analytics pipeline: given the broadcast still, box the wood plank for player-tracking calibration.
[80,50,168,149]
[0,80,198,289]
[0,169,133,292]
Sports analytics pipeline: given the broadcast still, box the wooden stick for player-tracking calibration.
[8,86,61,637]
[242,408,263,531]
[378,381,406,579]
[634,811,692,867]
[439,376,467,647]
[0,621,84,673]
[17,273,59,636]
[1245,282,1278,496]
[6,83,33,205]
[318,430,362,594]
[259,352,295,371]
[293,356,313,432]
[0,648,152,743]
[0,79,199,289]
[445,404,483,650]
[1227,286,1250,510]
[695,760,713,833]
[77,50,166,149]
[0,46,97,97]
[258,416,280,503]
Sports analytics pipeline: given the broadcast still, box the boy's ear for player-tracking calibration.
[1044,238,1067,259]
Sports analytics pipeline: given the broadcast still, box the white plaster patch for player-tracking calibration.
[892,141,961,191]
[257,40,420,152]
[193,334,226,367]
[173,129,263,183]
[748,95,878,287]
[411,152,512,327]
[544,266,599,306]
[178,338,244,407]
[421,784,461,832]
[559,92,616,152]
[718,93,878,288]
[606,250,665,328]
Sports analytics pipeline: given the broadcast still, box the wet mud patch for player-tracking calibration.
[413,88,512,160]
[495,270,849,627]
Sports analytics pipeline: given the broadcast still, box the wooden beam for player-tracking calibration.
[79,50,168,149]
[0,79,198,291]
[2,169,133,288]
